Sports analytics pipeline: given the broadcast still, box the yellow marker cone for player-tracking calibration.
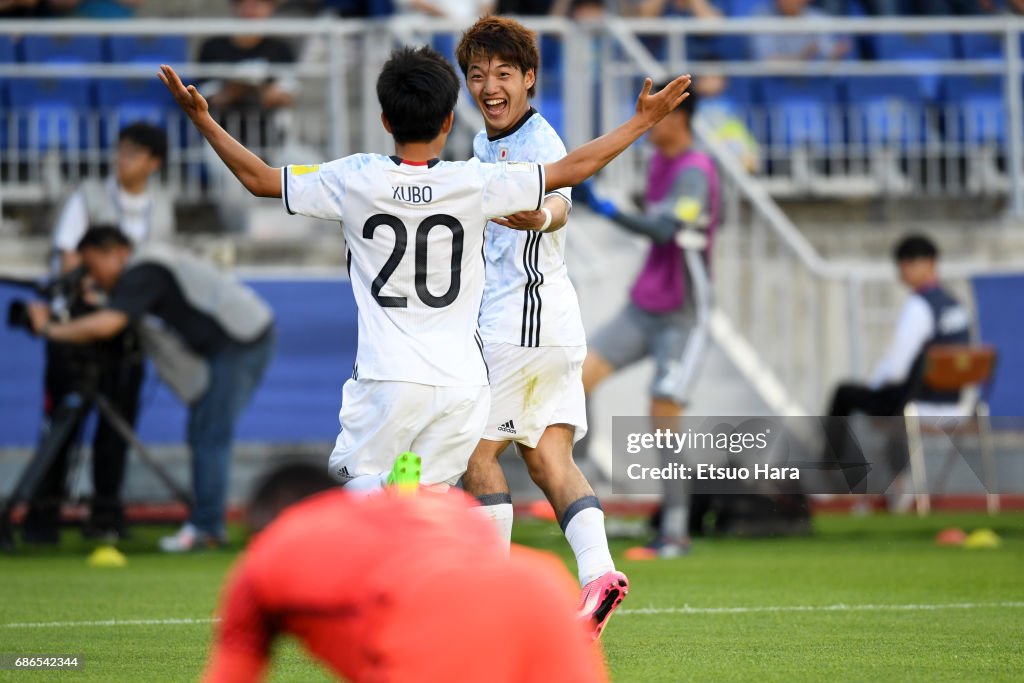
[964,528,1001,550]
[87,544,127,568]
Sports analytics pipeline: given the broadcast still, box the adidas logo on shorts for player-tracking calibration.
[497,420,517,434]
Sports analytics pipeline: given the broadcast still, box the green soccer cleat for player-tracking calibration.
[386,451,422,494]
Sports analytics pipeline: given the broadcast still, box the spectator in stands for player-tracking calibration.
[199,0,297,124]
[21,123,174,546]
[27,227,275,553]
[822,235,972,493]
[566,0,605,19]
[48,0,145,18]
[579,84,719,559]
[695,72,761,172]
[199,0,298,232]
[393,0,493,21]
[627,0,721,18]
[750,0,851,62]
[0,0,47,16]
[959,0,1024,15]
[817,0,899,15]
[497,0,555,14]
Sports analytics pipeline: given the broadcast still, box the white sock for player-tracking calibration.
[343,473,388,495]
[563,503,615,586]
[473,494,513,557]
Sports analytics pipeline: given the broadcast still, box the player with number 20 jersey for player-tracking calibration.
[283,155,545,488]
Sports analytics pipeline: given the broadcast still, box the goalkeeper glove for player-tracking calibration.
[578,180,619,219]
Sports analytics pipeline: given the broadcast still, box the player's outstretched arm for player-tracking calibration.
[542,75,691,191]
[159,65,281,199]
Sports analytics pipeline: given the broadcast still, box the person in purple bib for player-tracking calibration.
[579,83,719,559]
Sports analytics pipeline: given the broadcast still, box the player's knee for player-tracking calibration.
[523,450,556,488]
[523,449,572,490]
[582,352,613,393]
[651,397,684,424]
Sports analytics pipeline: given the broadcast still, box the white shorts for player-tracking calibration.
[480,342,588,449]
[328,378,490,487]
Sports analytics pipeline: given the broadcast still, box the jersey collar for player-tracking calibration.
[389,156,441,168]
[487,107,537,142]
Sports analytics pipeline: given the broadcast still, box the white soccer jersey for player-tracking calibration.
[282,154,546,386]
[474,110,586,347]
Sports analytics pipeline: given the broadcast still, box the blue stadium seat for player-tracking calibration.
[942,75,1005,144]
[8,79,93,150]
[20,35,104,64]
[96,78,177,141]
[758,77,840,148]
[0,36,14,62]
[871,34,956,100]
[724,0,767,16]
[0,37,14,149]
[845,76,930,146]
[537,93,564,138]
[108,36,189,64]
[713,33,749,61]
[722,76,757,106]
[958,33,1002,60]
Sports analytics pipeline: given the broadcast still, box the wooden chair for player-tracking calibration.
[904,344,999,516]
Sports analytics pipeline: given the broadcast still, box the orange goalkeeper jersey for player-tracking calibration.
[204,489,608,683]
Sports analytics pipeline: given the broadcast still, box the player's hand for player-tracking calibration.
[634,74,691,127]
[492,209,547,231]
[158,64,210,121]
[27,302,50,336]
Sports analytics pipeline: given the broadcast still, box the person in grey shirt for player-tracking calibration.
[750,0,851,62]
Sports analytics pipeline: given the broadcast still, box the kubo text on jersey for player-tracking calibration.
[393,185,434,204]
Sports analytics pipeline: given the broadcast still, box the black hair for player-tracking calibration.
[118,122,168,163]
[77,225,131,252]
[894,234,939,262]
[377,46,460,145]
[246,462,338,533]
[655,78,698,125]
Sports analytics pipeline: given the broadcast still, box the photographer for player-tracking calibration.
[28,227,275,553]
[23,123,175,544]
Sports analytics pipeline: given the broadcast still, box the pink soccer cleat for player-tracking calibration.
[577,570,629,640]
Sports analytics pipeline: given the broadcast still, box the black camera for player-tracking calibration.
[3,267,87,334]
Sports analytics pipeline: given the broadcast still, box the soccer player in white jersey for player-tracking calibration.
[455,17,626,640]
[158,50,690,496]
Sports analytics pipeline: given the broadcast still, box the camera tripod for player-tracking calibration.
[0,373,193,553]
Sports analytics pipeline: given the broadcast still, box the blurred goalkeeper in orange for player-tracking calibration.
[204,457,609,683]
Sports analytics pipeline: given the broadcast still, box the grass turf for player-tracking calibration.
[0,512,1022,682]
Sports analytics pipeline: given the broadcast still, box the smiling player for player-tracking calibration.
[455,17,627,640]
[159,48,690,498]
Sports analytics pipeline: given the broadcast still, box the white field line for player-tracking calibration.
[2,617,220,629]
[618,601,1024,616]
[4,602,1023,629]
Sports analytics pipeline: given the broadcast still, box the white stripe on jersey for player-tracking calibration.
[282,154,545,386]
[475,110,586,348]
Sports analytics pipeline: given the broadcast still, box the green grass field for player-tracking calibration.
[1,512,1022,682]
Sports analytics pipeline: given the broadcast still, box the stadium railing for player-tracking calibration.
[0,17,1021,208]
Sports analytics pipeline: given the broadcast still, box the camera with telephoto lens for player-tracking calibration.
[5,267,88,333]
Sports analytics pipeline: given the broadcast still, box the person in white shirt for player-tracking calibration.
[51,122,175,274]
[454,16,628,641]
[394,0,494,22]
[823,234,971,492]
[159,50,691,496]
